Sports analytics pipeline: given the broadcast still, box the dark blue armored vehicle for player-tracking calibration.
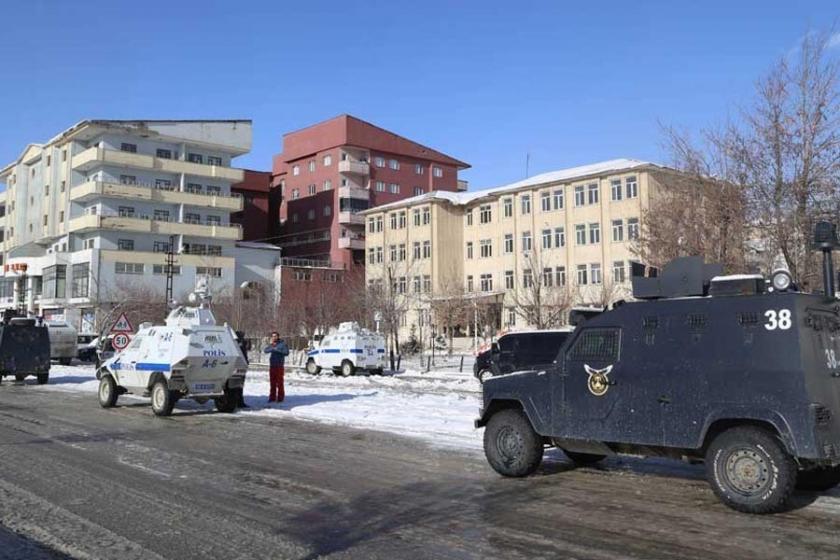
[477,222,840,514]
[0,311,51,385]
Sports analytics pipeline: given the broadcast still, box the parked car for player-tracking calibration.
[77,334,99,362]
[474,330,572,382]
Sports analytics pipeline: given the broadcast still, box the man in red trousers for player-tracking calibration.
[263,331,289,403]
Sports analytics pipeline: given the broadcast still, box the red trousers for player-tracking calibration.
[269,365,285,402]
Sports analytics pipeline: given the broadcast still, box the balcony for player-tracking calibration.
[338,211,365,225]
[70,180,243,211]
[457,179,469,192]
[337,236,365,250]
[71,147,244,182]
[338,160,370,176]
[68,214,242,241]
[338,186,370,200]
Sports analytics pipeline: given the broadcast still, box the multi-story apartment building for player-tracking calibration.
[361,159,690,341]
[0,119,251,332]
[272,114,469,269]
[231,169,277,241]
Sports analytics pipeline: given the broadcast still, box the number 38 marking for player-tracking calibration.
[764,309,792,330]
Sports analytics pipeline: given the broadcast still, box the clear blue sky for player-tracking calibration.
[0,0,837,190]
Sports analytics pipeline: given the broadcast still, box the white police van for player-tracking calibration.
[306,322,386,376]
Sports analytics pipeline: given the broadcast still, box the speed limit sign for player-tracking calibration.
[112,332,131,351]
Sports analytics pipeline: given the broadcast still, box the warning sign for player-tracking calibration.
[110,313,134,334]
[112,332,131,351]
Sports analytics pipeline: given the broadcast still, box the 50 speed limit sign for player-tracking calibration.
[112,332,132,351]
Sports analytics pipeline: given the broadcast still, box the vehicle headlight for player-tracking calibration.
[771,269,792,292]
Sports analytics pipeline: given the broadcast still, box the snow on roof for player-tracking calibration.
[362,158,656,214]
[235,241,282,251]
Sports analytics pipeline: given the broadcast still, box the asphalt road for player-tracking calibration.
[1,382,840,559]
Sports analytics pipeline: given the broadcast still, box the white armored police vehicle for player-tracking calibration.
[96,282,248,416]
[306,322,386,376]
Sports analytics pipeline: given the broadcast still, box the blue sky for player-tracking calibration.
[0,1,837,190]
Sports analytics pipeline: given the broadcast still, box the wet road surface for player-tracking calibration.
[1,381,839,559]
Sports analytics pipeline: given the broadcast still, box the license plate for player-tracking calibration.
[193,383,215,392]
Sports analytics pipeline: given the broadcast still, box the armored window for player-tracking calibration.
[568,328,621,362]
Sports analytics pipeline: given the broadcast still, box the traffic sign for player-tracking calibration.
[110,313,134,334]
[112,332,131,351]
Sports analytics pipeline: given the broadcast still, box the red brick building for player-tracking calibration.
[231,169,277,242]
[272,115,469,269]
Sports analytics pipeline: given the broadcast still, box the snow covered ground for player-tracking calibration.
[43,364,484,450]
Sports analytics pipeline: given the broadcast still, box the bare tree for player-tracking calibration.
[427,273,470,353]
[365,261,418,357]
[508,250,577,329]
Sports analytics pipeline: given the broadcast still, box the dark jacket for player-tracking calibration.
[263,340,290,367]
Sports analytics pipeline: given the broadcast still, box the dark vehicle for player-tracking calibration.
[474,330,571,381]
[476,222,840,514]
[77,334,98,362]
[0,310,51,384]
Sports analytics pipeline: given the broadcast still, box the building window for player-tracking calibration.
[503,198,513,218]
[413,242,421,260]
[115,262,144,275]
[556,266,566,287]
[206,185,221,195]
[398,211,406,228]
[46,154,51,166]
[374,157,385,168]
[207,245,222,256]
[575,224,586,245]
[626,176,638,198]
[540,191,551,212]
[292,165,300,176]
[389,183,400,194]
[543,268,553,287]
[553,188,564,210]
[324,205,332,216]
[613,261,626,283]
[117,239,135,251]
[184,212,201,224]
[118,206,135,218]
[389,159,399,170]
[207,215,222,226]
[308,184,316,195]
[422,207,430,224]
[574,185,585,207]
[59,211,64,223]
[504,270,514,289]
[479,204,492,224]
[398,244,406,261]
[587,183,599,205]
[120,175,137,185]
[522,231,532,252]
[628,217,640,239]
[413,276,422,293]
[523,269,533,288]
[71,263,89,298]
[154,210,170,222]
[612,219,624,242]
[465,210,474,226]
[375,247,383,263]
[389,245,397,261]
[480,273,493,292]
[542,229,552,249]
[155,179,173,191]
[207,156,222,166]
[60,180,66,192]
[120,143,137,153]
[368,218,376,233]
[554,227,565,247]
[413,209,421,227]
[153,264,181,275]
[153,241,171,253]
[368,248,376,265]
[390,213,397,229]
[323,154,332,166]
[375,216,383,232]
[186,183,202,193]
[423,275,431,292]
[422,240,431,258]
[433,166,443,178]
[591,263,602,285]
[415,164,424,175]
[507,308,516,327]
[466,241,474,259]
[43,214,48,226]
[291,188,299,200]
[188,153,203,164]
[480,239,492,258]
[611,178,623,201]
[520,195,531,215]
[324,180,332,190]
[156,148,172,159]
[309,160,316,172]
[504,233,514,254]
[197,266,222,278]
[307,209,315,220]
[43,265,67,297]
[577,264,588,285]
[376,181,386,192]
[293,270,312,282]
[45,184,50,196]
[589,223,601,244]
[414,186,423,196]
[467,275,474,292]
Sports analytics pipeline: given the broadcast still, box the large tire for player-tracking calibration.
[564,450,606,466]
[98,374,118,408]
[340,360,354,377]
[36,373,49,385]
[214,387,239,413]
[305,359,321,375]
[150,379,175,417]
[483,408,544,477]
[796,466,840,492]
[705,426,796,514]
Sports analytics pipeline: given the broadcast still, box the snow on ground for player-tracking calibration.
[43,364,484,450]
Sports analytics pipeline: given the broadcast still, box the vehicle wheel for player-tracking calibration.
[564,450,606,466]
[36,373,49,385]
[150,379,175,416]
[340,360,355,377]
[483,408,544,477]
[98,374,118,408]
[796,466,840,492]
[305,359,321,375]
[214,387,239,413]
[705,426,796,514]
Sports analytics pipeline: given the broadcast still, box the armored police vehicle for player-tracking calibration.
[305,322,386,376]
[477,222,840,514]
[97,284,247,416]
[0,311,50,384]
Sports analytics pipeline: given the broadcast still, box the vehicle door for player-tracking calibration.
[555,327,628,440]
[495,335,519,374]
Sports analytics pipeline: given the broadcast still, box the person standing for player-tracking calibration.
[263,331,289,403]
[235,330,251,408]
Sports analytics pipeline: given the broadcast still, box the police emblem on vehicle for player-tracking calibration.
[584,364,613,396]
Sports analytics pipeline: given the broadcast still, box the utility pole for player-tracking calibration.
[165,234,177,307]
[525,153,530,178]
